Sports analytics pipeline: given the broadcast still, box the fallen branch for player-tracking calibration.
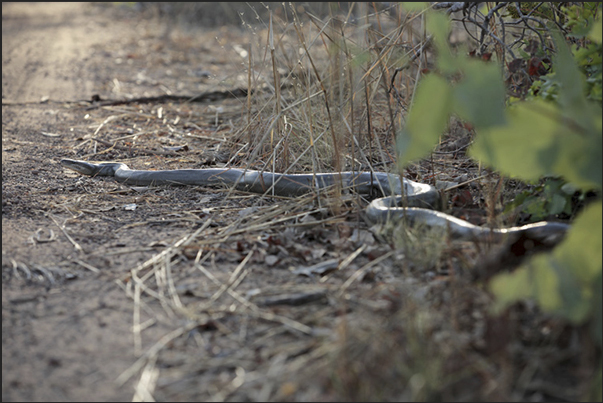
[2,88,250,108]
[86,88,250,109]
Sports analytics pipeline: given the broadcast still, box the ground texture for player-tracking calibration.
[3,3,595,402]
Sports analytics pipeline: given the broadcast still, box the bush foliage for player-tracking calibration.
[398,2,602,381]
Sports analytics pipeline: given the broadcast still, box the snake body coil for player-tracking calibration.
[60,159,569,244]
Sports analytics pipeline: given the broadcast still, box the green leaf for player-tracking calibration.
[469,99,602,189]
[563,197,573,216]
[552,31,593,132]
[489,262,562,313]
[397,75,452,167]
[548,193,567,215]
[489,268,532,312]
[519,48,530,59]
[561,182,580,195]
[402,2,428,12]
[525,199,547,219]
[426,12,457,74]
[548,255,592,321]
[589,17,602,43]
[490,201,603,323]
[593,271,602,347]
[554,201,602,284]
[533,201,601,322]
[554,114,602,189]
[469,100,560,182]
[452,60,506,129]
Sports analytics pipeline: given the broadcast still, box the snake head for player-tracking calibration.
[60,159,122,177]
[60,159,99,176]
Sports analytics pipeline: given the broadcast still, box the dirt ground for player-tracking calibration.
[1,3,262,401]
[3,3,162,401]
[2,3,596,402]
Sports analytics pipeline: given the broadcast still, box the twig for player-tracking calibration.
[116,322,198,386]
[49,214,83,253]
[85,89,250,110]
[198,248,255,311]
[389,35,433,92]
[337,250,395,296]
[72,259,100,273]
[193,249,313,335]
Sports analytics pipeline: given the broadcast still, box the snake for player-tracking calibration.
[60,158,570,244]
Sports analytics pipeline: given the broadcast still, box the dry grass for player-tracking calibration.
[56,3,598,401]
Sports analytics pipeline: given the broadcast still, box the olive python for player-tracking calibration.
[60,159,570,244]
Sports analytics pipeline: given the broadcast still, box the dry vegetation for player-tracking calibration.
[3,3,598,401]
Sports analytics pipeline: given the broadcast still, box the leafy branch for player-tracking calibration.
[397,5,601,397]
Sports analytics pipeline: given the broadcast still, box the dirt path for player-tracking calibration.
[2,4,200,401]
[3,4,341,401]
[3,3,102,103]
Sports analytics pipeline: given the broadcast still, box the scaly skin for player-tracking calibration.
[60,158,569,243]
